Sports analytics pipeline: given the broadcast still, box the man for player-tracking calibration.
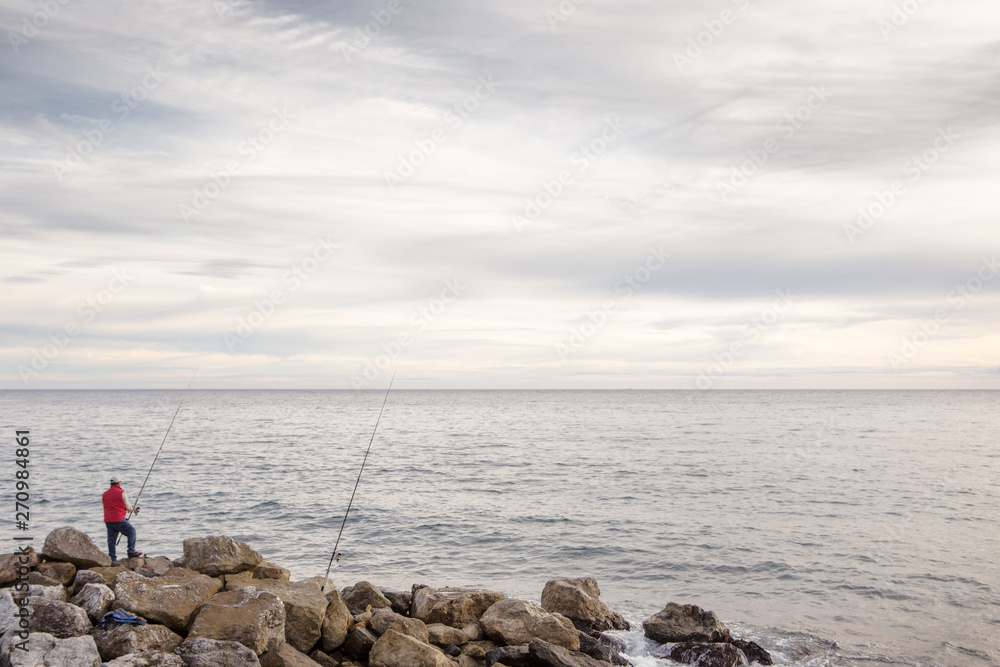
[103,476,143,562]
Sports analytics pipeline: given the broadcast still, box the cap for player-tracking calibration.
[110,476,121,484]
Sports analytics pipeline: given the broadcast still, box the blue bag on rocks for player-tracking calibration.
[97,609,148,630]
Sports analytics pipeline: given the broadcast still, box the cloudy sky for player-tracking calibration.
[1,0,998,389]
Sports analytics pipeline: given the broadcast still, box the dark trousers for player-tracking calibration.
[105,520,136,561]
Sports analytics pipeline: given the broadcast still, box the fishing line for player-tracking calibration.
[116,369,197,545]
[321,371,396,593]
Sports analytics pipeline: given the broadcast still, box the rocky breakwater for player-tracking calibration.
[0,528,773,667]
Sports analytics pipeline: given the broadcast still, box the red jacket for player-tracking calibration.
[102,486,128,523]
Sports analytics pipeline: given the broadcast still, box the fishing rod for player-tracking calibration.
[321,371,396,594]
[116,369,197,545]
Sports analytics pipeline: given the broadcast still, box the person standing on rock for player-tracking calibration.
[102,476,143,562]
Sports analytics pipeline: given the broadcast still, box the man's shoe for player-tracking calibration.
[127,552,144,558]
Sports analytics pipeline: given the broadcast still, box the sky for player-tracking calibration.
[1,0,998,389]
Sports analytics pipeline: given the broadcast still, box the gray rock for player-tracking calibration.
[577,632,628,665]
[0,630,101,666]
[320,587,353,652]
[540,577,629,634]
[369,608,429,643]
[427,623,469,646]
[187,587,286,655]
[175,637,263,666]
[368,629,454,667]
[104,651,187,666]
[0,548,39,586]
[73,569,107,595]
[28,583,68,602]
[29,597,93,638]
[655,642,742,667]
[308,650,339,667]
[642,603,731,644]
[28,571,64,588]
[731,639,774,665]
[340,581,392,615]
[484,645,532,667]
[70,582,115,622]
[35,561,77,586]
[226,578,329,653]
[528,638,609,667]
[379,588,412,616]
[259,643,324,667]
[94,622,184,661]
[412,587,506,628]
[253,563,291,581]
[113,570,223,633]
[182,536,263,577]
[41,526,112,568]
[480,599,579,651]
[0,589,25,637]
[342,625,377,661]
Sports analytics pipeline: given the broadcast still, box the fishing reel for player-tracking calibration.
[335,552,343,565]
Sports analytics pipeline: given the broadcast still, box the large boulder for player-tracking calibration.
[577,632,628,665]
[320,588,353,652]
[369,608,430,643]
[411,587,506,627]
[27,571,62,588]
[480,599,579,651]
[540,578,628,633]
[0,590,24,637]
[94,622,184,661]
[0,548,39,585]
[36,561,77,586]
[369,629,454,667]
[254,563,291,581]
[427,623,469,646]
[29,583,68,602]
[72,568,107,595]
[340,581,392,615]
[187,587,286,655]
[105,652,187,666]
[175,637,263,666]
[260,643,324,667]
[41,526,112,568]
[655,642,743,667]
[182,536,263,577]
[528,638,611,667]
[0,631,101,666]
[92,566,131,586]
[226,579,329,652]
[113,570,223,632]
[70,582,115,621]
[29,597,93,638]
[380,589,412,616]
[342,626,378,661]
[642,603,731,643]
[731,639,773,665]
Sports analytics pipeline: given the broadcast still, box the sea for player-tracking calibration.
[2,390,998,666]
